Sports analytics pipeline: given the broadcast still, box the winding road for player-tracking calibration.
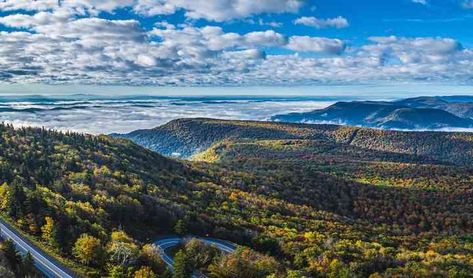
[0,217,236,278]
[154,236,237,271]
[0,218,75,278]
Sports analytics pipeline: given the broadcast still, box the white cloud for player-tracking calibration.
[244,30,287,47]
[257,18,283,28]
[412,0,427,5]
[160,0,304,21]
[0,2,472,87]
[287,36,346,54]
[150,25,286,52]
[294,16,349,29]
[0,0,303,21]
[0,95,329,134]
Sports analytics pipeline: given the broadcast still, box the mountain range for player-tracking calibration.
[271,96,473,130]
[1,118,473,277]
[112,117,473,163]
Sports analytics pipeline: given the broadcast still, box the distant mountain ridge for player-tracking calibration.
[271,96,473,129]
[112,118,473,166]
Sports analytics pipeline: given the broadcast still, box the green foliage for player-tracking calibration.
[173,250,191,278]
[174,219,188,236]
[0,121,472,276]
[22,252,36,277]
[184,238,220,271]
[107,230,140,267]
[107,264,128,278]
[133,266,155,278]
[0,241,41,277]
[0,240,20,271]
[207,247,281,278]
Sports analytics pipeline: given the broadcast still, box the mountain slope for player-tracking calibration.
[113,118,473,165]
[395,96,473,119]
[271,100,473,129]
[2,122,473,277]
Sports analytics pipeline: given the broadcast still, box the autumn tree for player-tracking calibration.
[41,216,58,248]
[107,230,139,267]
[134,266,156,278]
[173,250,191,278]
[73,234,104,266]
[139,244,166,274]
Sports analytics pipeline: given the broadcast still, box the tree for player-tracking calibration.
[107,265,128,278]
[0,266,14,278]
[22,252,36,277]
[0,182,27,219]
[73,234,104,266]
[41,216,58,247]
[107,230,139,267]
[139,244,166,274]
[134,266,156,278]
[173,250,191,278]
[174,219,188,236]
[208,247,280,278]
[184,239,219,270]
[1,239,21,271]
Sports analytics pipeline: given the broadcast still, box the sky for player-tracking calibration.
[0,0,472,90]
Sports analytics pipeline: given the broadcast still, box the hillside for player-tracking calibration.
[271,100,473,130]
[1,122,473,277]
[113,118,473,165]
[0,123,295,277]
[396,96,473,119]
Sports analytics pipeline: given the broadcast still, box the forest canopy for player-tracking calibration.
[0,121,472,277]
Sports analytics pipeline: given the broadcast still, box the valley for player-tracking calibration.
[0,117,472,277]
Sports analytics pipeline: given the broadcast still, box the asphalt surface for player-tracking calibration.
[0,217,237,278]
[154,236,237,271]
[0,218,75,278]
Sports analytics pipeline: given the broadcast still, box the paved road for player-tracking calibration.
[154,236,237,271]
[0,218,75,278]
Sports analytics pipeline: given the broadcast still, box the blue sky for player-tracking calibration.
[216,0,473,48]
[0,0,472,90]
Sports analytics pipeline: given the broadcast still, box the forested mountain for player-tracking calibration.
[1,121,473,277]
[271,99,473,130]
[395,96,473,119]
[113,118,473,165]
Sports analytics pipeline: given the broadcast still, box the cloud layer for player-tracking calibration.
[0,0,472,86]
[0,95,335,134]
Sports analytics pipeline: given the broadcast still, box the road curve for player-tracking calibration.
[154,236,237,271]
[0,218,76,278]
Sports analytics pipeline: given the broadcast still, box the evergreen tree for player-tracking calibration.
[22,252,36,277]
[1,239,21,272]
[173,219,188,236]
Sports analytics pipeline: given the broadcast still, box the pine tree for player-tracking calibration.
[1,239,21,271]
[22,252,36,276]
[174,219,188,236]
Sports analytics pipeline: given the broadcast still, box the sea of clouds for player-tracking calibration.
[0,95,355,134]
